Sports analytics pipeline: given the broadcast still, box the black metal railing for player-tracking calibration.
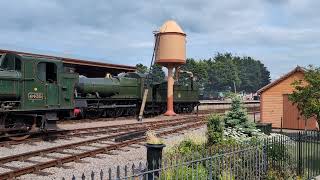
[63,131,320,180]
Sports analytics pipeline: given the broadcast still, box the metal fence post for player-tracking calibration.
[298,131,302,176]
[108,168,112,180]
[280,117,283,133]
[100,170,103,180]
[116,166,120,180]
[208,156,213,180]
[263,142,268,177]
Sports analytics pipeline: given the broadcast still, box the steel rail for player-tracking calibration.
[0,119,205,179]
[0,115,205,147]
[0,117,204,164]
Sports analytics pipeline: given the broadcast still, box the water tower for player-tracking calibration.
[155,20,186,116]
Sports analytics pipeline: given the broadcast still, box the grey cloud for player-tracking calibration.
[0,0,319,78]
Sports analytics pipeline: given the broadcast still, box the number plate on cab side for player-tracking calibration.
[28,92,44,100]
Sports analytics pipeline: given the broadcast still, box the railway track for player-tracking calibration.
[0,116,205,179]
[0,108,259,147]
[0,109,259,146]
[0,115,205,147]
[58,108,259,125]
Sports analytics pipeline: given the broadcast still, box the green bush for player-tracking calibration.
[207,114,224,145]
[160,164,208,180]
[219,171,235,180]
[265,135,298,180]
[224,95,257,135]
[266,169,301,180]
[164,135,207,161]
[267,143,288,162]
[176,139,203,157]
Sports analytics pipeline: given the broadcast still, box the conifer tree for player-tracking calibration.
[224,95,256,134]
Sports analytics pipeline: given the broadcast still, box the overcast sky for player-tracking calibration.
[0,0,319,79]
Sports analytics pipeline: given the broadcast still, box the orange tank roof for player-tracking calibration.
[159,20,185,34]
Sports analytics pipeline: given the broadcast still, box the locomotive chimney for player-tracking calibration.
[154,20,186,116]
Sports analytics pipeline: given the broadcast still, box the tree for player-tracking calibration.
[178,58,208,86]
[135,63,148,74]
[175,53,271,99]
[149,64,165,84]
[224,94,256,135]
[135,63,165,84]
[234,56,271,93]
[289,66,320,128]
[205,53,240,94]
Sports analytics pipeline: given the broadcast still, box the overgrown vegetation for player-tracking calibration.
[160,164,208,180]
[146,130,163,144]
[161,94,301,179]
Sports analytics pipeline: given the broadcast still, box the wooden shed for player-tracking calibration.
[257,66,317,130]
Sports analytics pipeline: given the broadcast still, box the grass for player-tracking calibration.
[146,130,163,144]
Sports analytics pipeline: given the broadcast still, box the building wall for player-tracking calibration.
[260,71,304,128]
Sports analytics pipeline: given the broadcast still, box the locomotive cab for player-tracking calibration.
[0,53,78,140]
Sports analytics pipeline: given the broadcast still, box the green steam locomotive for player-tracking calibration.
[0,53,199,140]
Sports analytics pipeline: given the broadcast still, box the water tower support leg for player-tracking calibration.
[164,66,176,116]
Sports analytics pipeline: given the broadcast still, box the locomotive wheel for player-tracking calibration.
[5,117,36,141]
[106,109,123,118]
[86,109,102,119]
[105,109,113,117]
[114,108,123,117]
[127,108,137,116]
[174,104,182,114]
[187,105,194,113]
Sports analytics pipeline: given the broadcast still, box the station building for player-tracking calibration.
[0,49,136,77]
[258,66,317,130]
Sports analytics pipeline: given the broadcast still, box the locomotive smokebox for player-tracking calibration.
[154,20,186,116]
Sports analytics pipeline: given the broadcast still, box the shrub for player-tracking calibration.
[266,169,300,180]
[224,95,257,135]
[222,126,267,146]
[160,164,208,180]
[207,114,224,145]
[164,132,207,159]
[219,171,235,180]
[266,134,295,165]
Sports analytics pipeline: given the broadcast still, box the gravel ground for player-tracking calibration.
[0,134,109,158]
[16,126,207,180]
